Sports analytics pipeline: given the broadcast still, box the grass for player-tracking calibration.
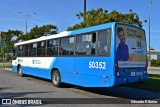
[150,65,160,67]
[0,66,12,69]
[126,74,160,93]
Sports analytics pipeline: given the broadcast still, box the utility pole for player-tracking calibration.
[148,0,151,66]
[84,0,86,21]
[0,31,1,50]
[0,32,2,68]
[19,12,36,34]
[3,52,4,69]
[0,32,5,69]
[25,14,29,34]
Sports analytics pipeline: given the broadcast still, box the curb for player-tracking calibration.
[4,68,12,70]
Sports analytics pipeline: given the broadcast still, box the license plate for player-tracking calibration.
[136,72,143,76]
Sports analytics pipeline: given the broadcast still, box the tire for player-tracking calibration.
[52,70,61,87]
[18,66,23,77]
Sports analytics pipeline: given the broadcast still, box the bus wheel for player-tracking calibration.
[52,70,61,87]
[18,66,23,77]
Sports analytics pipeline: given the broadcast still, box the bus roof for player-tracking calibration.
[14,31,70,46]
[14,22,143,46]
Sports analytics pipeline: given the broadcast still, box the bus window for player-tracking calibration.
[98,30,110,55]
[29,43,37,56]
[59,37,74,55]
[13,46,17,59]
[17,45,23,56]
[76,33,96,55]
[22,44,28,56]
[37,41,46,56]
[47,39,59,56]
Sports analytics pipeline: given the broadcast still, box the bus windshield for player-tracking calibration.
[116,24,147,68]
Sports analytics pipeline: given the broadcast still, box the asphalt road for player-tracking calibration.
[0,69,160,107]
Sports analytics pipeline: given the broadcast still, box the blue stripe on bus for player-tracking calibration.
[49,57,57,69]
[67,31,73,36]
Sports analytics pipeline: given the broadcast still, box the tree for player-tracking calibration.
[0,30,23,57]
[0,24,58,58]
[26,24,58,40]
[67,8,143,31]
[16,24,58,41]
[1,30,23,44]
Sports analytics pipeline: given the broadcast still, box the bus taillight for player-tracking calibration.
[116,68,119,72]
[115,63,119,76]
[115,63,119,72]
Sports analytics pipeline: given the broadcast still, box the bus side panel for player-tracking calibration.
[12,66,17,72]
[26,67,50,79]
[20,57,51,79]
[21,66,28,74]
[29,57,51,79]
[61,72,86,86]
[12,59,17,72]
[75,57,112,87]
[50,57,86,86]
[85,75,110,87]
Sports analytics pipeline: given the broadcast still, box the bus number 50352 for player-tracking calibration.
[88,61,106,69]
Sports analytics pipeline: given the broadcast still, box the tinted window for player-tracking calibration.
[29,43,37,56]
[13,46,17,59]
[76,33,96,55]
[37,41,46,56]
[59,37,74,55]
[22,44,28,56]
[47,39,59,56]
[98,30,110,55]
[17,45,23,56]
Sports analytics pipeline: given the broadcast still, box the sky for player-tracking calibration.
[0,0,159,50]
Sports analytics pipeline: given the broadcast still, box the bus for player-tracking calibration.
[12,22,148,87]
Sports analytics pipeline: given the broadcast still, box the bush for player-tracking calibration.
[151,59,156,66]
[151,59,160,67]
[155,60,160,67]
